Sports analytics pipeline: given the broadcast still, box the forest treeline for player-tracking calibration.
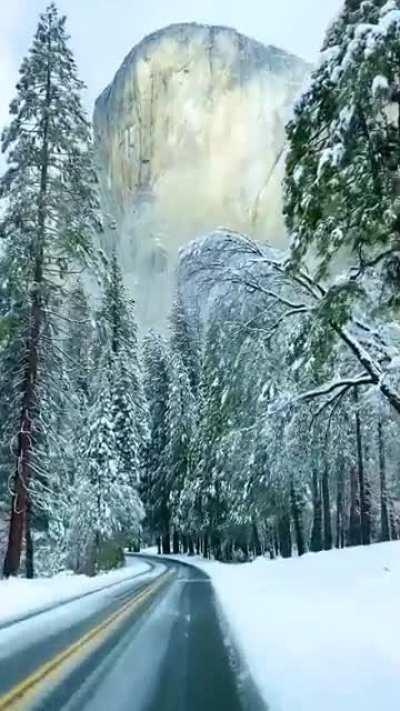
[142,0,400,560]
[0,5,146,577]
[1,1,400,576]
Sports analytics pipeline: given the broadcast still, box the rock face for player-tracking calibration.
[94,23,310,323]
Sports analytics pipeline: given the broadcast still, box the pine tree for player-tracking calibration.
[87,369,118,564]
[170,293,200,395]
[100,252,149,494]
[142,332,171,553]
[166,352,195,551]
[91,253,148,552]
[110,351,145,538]
[192,318,232,559]
[285,1,400,302]
[81,363,144,572]
[0,3,100,576]
[65,281,94,399]
[33,283,95,573]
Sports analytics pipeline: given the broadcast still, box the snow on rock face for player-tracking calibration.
[94,24,309,323]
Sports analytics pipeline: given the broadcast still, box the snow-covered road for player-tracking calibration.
[0,556,262,711]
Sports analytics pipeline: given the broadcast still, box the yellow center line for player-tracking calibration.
[0,570,173,710]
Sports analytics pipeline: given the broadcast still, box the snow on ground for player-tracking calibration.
[140,545,159,555]
[0,556,151,628]
[188,542,400,711]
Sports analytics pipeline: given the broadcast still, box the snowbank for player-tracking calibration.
[192,542,400,711]
[0,557,150,628]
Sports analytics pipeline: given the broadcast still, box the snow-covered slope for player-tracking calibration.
[190,542,400,711]
[0,557,153,628]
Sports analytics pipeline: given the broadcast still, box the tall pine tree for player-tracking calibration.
[142,332,171,553]
[285,1,400,299]
[0,4,100,576]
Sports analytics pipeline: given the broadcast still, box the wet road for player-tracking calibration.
[0,556,266,711]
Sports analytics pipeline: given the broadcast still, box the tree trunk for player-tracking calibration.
[3,297,42,578]
[322,464,332,550]
[162,532,171,555]
[354,389,371,545]
[266,523,275,559]
[85,538,97,577]
[278,510,292,558]
[3,503,25,578]
[188,537,194,556]
[348,466,362,546]
[172,530,180,554]
[212,533,222,561]
[389,506,398,540]
[335,457,345,549]
[156,536,161,555]
[310,466,323,552]
[3,40,51,577]
[203,534,209,559]
[273,526,280,557]
[239,540,249,561]
[378,419,391,542]
[252,521,262,557]
[25,498,34,579]
[291,481,306,556]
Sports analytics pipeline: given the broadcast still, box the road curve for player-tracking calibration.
[0,555,266,711]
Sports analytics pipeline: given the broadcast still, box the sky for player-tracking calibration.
[1,0,343,134]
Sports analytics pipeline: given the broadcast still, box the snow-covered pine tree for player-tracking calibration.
[0,4,100,576]
[86,367,118,571]
[192,317,232,560]
[142,332,171,553]
[32,282,95,573]
[100,252,134,357]
[58,293,95,575]
[109,351,145,546]
[169,293,200,395]
[65,281,94,400]
[285,1,400,300]
[166,352,195,553]
[95,252,147,551]
[78,361,144,573]
[102,253,148,476]
[281,0,400,543]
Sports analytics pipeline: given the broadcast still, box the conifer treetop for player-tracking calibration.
[285,0,400,310]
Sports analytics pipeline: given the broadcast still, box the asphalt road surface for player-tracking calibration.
[0,556,266,711]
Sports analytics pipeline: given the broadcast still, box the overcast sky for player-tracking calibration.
[1,0,343,136]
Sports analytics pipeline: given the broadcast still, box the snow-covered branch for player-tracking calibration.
[298,374,373,404]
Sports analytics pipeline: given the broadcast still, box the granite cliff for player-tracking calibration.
[94,23,310,322]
